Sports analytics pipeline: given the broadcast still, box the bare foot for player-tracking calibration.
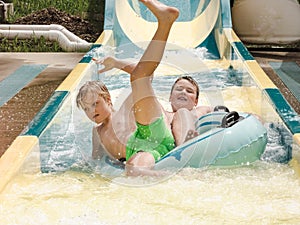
[184,130,199,142]
[125,163,169,177]
[126,152,157,176]
[139,0,179,24]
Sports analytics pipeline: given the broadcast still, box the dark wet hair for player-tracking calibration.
[170,76,199,100]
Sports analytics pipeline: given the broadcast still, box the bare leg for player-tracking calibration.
[130,0,179,125]
[172,108,199,146]
[125,0,179,176]
[125,152,164,176]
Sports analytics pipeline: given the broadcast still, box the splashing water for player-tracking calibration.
[1,46,299,224]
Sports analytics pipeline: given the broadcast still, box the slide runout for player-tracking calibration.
[1,0,300,191]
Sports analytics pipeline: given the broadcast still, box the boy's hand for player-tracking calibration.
[93,56,116,73]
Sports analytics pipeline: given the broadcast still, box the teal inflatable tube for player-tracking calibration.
[94,111,267,175]
[154,112,267,170]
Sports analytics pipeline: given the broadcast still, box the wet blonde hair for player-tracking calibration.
[76,80,112,109]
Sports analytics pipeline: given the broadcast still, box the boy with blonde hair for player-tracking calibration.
[77,0,180,176]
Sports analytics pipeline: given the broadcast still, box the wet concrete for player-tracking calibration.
[251,50,300,114]
[0,53,84,156]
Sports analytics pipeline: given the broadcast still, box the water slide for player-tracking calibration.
[99,0,231,58]
[1,0,300,192]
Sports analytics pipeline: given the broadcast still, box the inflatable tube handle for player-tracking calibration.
[214,105,230,112]
[221,111,244,128]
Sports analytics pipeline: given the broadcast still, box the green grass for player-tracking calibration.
[0,36,63,52]
[9,0,89,21]
[0,36,64,53]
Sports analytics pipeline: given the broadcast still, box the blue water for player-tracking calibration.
[128,0,211,21]
[102,69,246,93]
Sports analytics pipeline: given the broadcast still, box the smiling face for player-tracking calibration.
[169,77,199,112]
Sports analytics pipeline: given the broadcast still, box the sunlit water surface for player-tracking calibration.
[1,162,300,224]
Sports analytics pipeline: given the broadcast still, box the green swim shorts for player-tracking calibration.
[126,116,175,162]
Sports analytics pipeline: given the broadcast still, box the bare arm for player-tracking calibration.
[92,126,105,160]
[194,105,213,117]
[93,57,137,74]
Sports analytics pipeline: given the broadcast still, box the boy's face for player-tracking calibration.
[82,92,111,124]
[169,79,198,112]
